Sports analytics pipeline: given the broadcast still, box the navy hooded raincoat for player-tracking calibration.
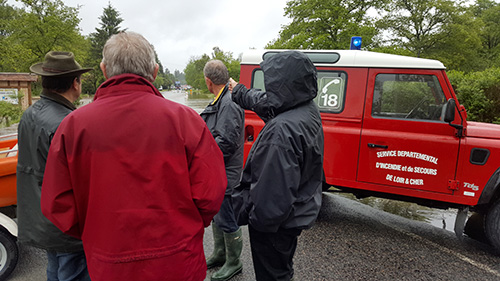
[231,51,324,233]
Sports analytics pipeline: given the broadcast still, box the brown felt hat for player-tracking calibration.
[30,51,92,77]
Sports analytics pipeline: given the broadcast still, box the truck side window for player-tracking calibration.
[251,70,346,113]
[315,71,346,113]
[372,74,446,121]
[251,69,265,91]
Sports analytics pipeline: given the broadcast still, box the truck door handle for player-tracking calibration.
[368,143,388,149]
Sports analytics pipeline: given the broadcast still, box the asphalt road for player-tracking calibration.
[204,193,500,281]
[5,193,500,281]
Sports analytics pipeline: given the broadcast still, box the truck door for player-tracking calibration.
[357,69,460,195]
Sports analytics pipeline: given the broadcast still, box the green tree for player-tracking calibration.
[267,0,386,50]
[377,0,482,71]
[0,0,87,74]
[163,67,175,89]
[211,47,240,82]
[12,0,86,64]
[184,54,210,92]
[151,50,165,90]
[86,2,125,94]
[184,47,240,94]
[173,70,186,84]
[0,0,22,71]
[0,0,17,38]
[471,0,500,68]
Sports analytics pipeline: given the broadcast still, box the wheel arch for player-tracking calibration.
[477,167,500,208]
[0,213,17,238]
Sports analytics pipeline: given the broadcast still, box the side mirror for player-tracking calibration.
[444,98,456,123]
[444,98,464,137]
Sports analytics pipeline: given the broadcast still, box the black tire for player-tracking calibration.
[485,200,500,254]
[321,170,331,192]
[464,212,489,244]
[0,230,18,281]
[322,181,331,192]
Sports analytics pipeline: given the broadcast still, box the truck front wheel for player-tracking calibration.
[465,212,488,243]
[485,200,500,254]
[0,229,18,281]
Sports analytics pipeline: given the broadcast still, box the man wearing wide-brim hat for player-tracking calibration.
[17,51,92,281]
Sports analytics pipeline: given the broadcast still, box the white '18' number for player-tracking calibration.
[321,94,338,107]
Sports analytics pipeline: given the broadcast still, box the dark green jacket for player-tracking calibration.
[16,91,83,252]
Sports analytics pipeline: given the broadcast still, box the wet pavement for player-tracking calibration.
[204,193,500,281]
[7,192,500,281]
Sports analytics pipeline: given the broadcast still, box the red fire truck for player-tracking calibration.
[238,49,500,253]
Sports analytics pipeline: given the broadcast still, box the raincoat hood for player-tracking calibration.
[257,51,317,119]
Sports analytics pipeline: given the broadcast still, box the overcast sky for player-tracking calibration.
[10,0,291,73]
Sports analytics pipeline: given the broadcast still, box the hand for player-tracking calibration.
[228,78,238,91]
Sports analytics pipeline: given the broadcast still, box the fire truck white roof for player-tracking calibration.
[240,49,446,69]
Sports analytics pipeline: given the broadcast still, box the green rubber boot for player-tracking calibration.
[207,223,226,269]
[211,228,243,281]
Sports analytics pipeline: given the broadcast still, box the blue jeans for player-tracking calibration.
[46,250,90,281]
[214,195,239,233]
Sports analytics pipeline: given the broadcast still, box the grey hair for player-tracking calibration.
[203,60,229,85]
[102,32,156,81]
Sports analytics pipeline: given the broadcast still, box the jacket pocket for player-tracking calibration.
[231,186,252,226]
[92,239,187,264]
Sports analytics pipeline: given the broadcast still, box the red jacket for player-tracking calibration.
[41,74,226,281]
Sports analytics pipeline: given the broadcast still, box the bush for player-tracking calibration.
[447,67,500,124]
[0,101,23,127]
[187,89,213,100]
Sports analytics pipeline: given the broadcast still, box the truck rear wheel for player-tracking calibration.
[485,200,500,254]
[0,229,18,281]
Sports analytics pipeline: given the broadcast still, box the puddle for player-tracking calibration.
[186,98,211,114]
[416,208,458,231]
[337,193,459,232]
[162,90,211,114]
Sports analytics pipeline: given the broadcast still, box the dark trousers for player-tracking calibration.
[248,225,302,281]
[214,195,239,233]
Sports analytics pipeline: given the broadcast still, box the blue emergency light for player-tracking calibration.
[350,36,362,50]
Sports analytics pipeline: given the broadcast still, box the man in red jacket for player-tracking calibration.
[41,31,227,281]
